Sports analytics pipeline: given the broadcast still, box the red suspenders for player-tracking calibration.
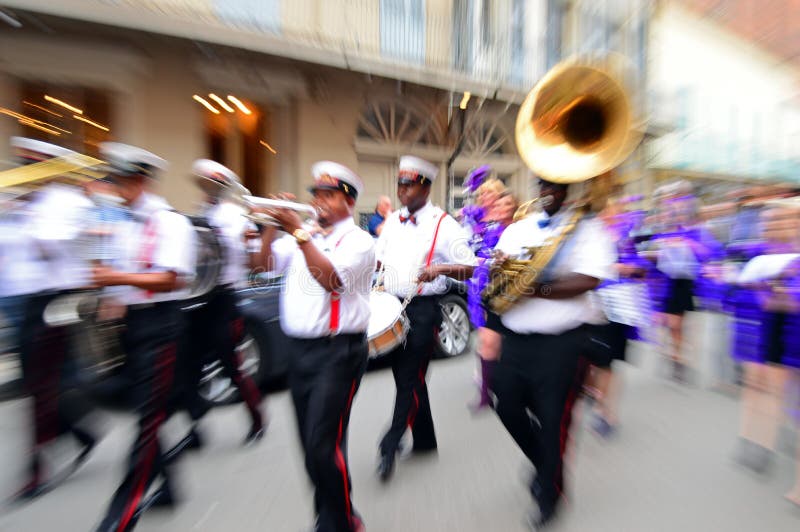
[417,212,447,295]
[329,229,355,334]
[137,216,159,300]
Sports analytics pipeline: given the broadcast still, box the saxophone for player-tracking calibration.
[482,206,587,315]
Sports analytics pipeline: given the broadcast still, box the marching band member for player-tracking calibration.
[733,205,800,481]
[374,155,476,481]
[460,167,516,412]
[258,162,374,532]
[588,198,650,437]
[491,178,616,528]
[91,143,196,532]
[168,159,264,458]
[9,138,100,500]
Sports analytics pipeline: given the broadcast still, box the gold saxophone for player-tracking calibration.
[481,56,644,315]
[482,206,587,315]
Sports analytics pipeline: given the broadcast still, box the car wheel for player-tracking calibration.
[435,294,471,358]
[198,327,263,406]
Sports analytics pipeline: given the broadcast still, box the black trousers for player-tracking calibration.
[492,326,588,512]
[289,333,368,532]
[97,303,182,532]
[379,296,440,455]
[19,292,94,461]
[177,287,262,423]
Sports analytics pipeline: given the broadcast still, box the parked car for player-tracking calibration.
[197,275,473,406]
[0,275,473,407]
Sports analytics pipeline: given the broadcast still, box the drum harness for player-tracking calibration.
[372,212,448,344]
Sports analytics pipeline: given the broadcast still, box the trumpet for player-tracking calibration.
[220,181,318,227]
[239,195,319,227]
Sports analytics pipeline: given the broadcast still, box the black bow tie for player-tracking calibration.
[399,214,417,225]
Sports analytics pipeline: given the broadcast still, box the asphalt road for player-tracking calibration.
[1,314,799,531]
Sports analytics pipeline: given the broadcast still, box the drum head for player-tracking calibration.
[367,291,402,338]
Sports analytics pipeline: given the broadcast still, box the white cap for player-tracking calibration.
[310,161,364,199]
[99,142,167,178]
[398,155,438,183]
[192,159,242,189]
[11,137,77,163]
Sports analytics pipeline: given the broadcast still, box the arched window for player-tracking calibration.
[357,99,445,146]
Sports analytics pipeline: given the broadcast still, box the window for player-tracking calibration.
[17,82,113,157]
[380,0,425,64]
[480,0,492,49]
[202,96,267,195]
[212,0,280,33]
[545,0,564,68]
[452,0,474,72]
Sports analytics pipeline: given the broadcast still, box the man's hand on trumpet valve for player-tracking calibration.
[251,192,303,233]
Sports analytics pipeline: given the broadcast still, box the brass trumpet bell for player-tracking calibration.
[515,58,644,184]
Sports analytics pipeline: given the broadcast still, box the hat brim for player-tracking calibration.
[308,184,358,199]
[195,175,227,188]
[308,184,340,193]
[397,177,430,186]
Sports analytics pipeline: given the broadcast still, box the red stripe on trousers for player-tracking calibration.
[405,368,426,429]
[116,342,176,532]
[556,357,589,498]
[229,317,261,415]
[334,380,358,529]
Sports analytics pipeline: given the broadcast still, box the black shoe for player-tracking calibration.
[411,443,438,455]
[132,485,177,522]
[244,423,265,446]
[377,452,395,482]
[74,435,97,470]
[527,504,558,530]
[12,478,48,502]
[165,428,203,463]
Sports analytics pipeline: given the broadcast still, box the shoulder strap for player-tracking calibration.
[416,212,448,295]
[329,227,357,334]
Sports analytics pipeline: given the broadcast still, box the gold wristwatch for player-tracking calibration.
[292,228,311,244]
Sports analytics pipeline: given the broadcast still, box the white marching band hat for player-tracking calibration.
[192,158,242,189]
[398,155,438,184]
[310,160,364,200]
[11,137,78,164]
[99,142,167,178]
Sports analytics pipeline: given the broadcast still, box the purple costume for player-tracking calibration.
[599,210,651,341]
[461,166,507,328]
[731,253,800,368]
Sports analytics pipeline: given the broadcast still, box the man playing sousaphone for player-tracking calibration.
[487,178,616,527]
[483,57,640,528]
[374,155,476,482]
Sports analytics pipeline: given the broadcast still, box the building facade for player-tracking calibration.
[647,1,800,196]
[0,0,653,219]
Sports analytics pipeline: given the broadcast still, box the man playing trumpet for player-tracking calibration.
[257,162,374,532]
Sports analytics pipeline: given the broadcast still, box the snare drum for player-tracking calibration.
[367,291,409,358]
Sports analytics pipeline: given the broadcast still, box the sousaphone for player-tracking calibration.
[483,56,646,314]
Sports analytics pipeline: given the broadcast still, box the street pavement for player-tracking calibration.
[1,313,799,531]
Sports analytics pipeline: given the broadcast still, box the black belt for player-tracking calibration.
[291,332,366,344]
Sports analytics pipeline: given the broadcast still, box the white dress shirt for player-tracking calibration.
[495,210,616,335]
[203,201,252,288]
[270,217,376,339]
[24,184,95,292]
[0,203,46,297]
[375,201,476,298]
[107,192,196,305]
